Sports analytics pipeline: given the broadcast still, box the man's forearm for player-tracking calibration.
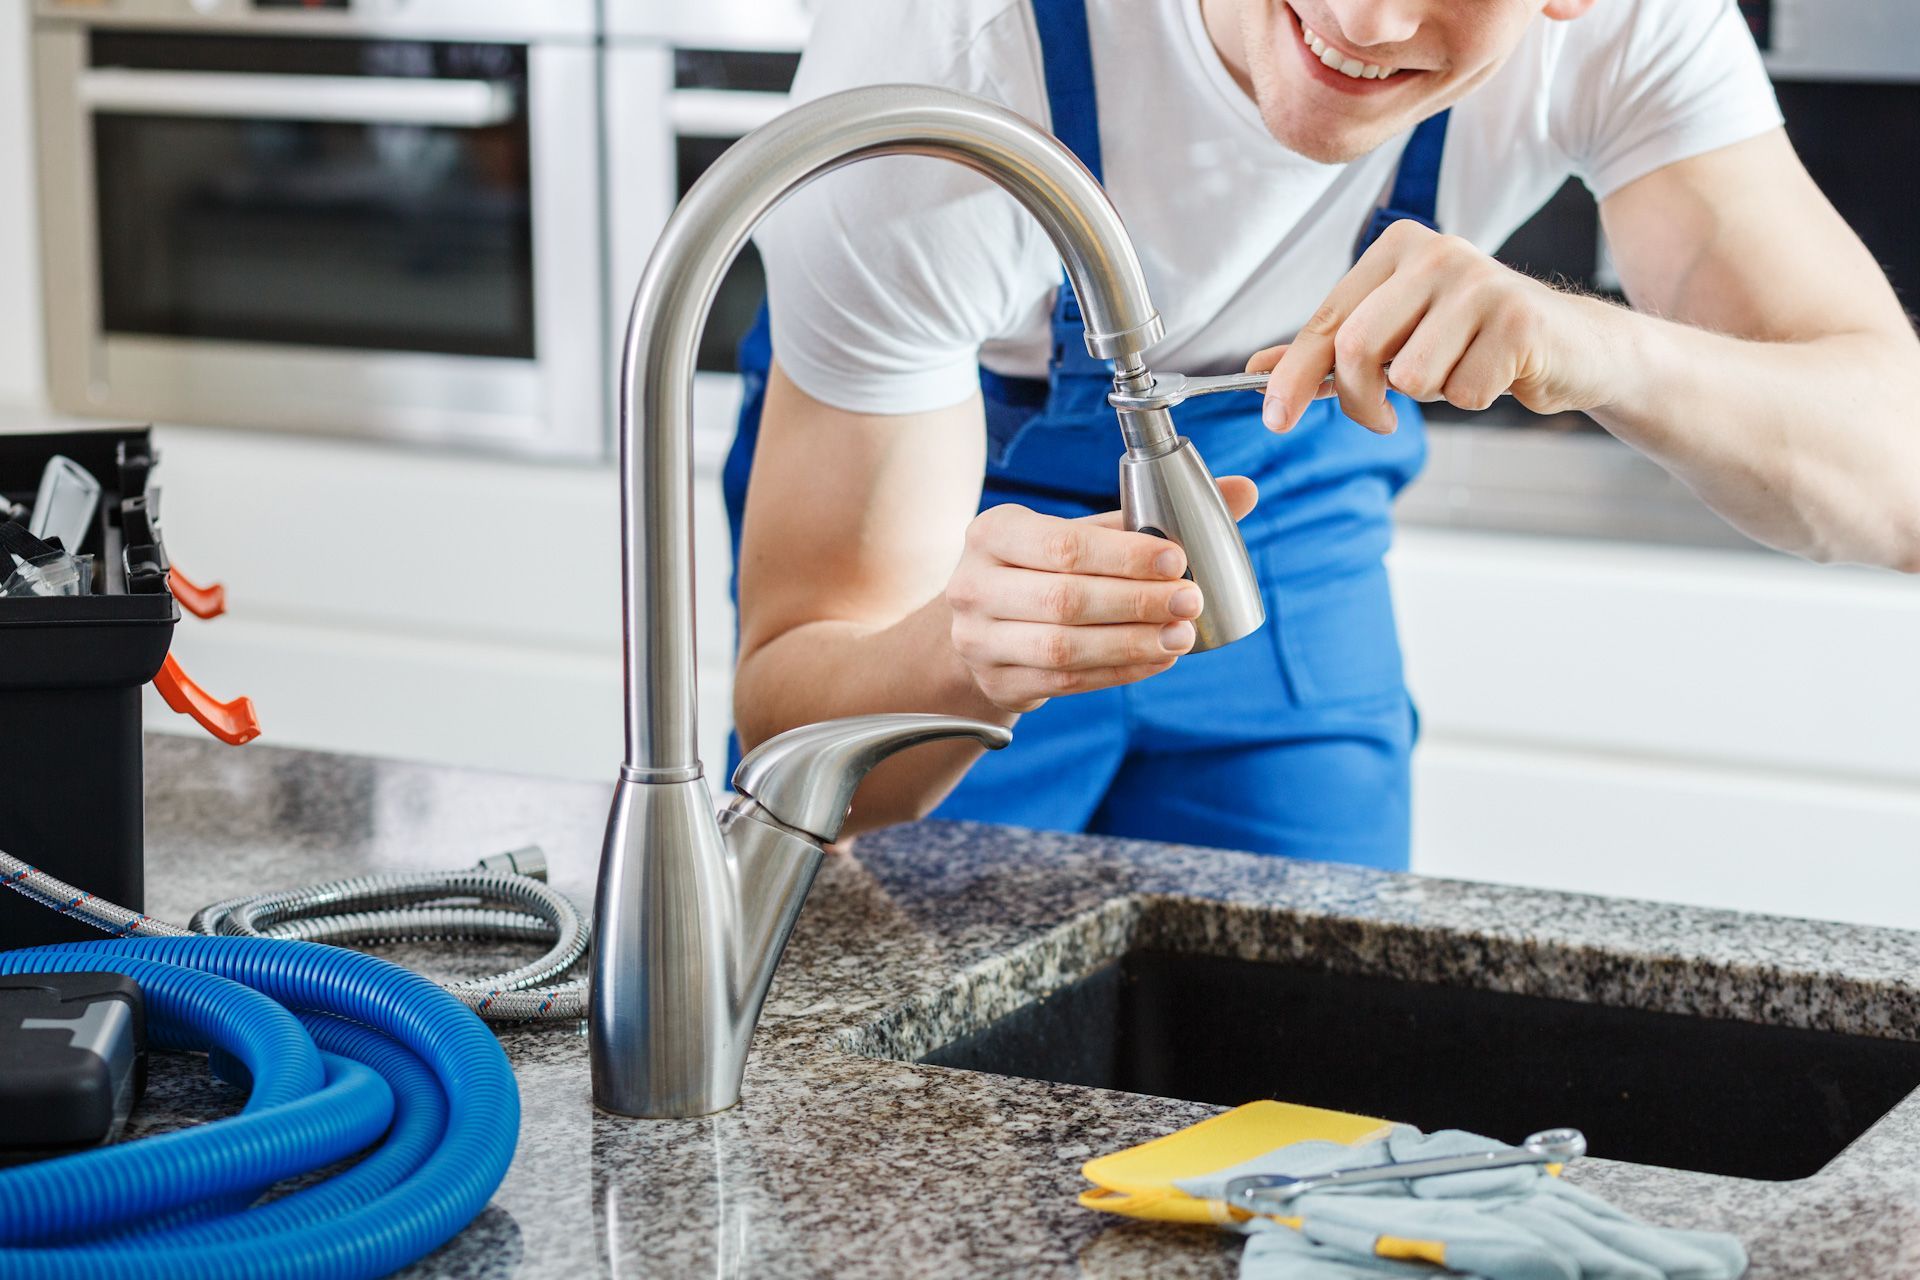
[1587,299,1920,570]
[733,596,1016,834]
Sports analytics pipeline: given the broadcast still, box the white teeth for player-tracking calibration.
[1298,20,1397,80]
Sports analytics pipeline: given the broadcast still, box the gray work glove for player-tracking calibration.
[1176,1126,1747,1280]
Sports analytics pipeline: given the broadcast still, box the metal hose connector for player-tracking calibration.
[1,847,588,1024]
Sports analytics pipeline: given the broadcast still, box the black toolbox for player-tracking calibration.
[0,429,176,951]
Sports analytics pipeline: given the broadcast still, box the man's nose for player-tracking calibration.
[1319,0,1421,49]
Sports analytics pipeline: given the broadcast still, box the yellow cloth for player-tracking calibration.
[1078,1100,1394,1226]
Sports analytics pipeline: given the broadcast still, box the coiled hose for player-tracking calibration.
[0,850,525,1280]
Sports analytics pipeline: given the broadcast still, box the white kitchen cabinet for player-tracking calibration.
[1412,738,1920,930]
[142,375,746,783]
[1392,527,1920,927]
[1391,527,1920,783]
[111,440,1920,931]
[18,403,1918,933]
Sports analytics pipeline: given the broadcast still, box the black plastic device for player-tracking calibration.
[0,429,177,950]
[0,972,147,1165]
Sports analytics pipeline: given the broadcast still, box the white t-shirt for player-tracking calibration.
[758,0,1781,416]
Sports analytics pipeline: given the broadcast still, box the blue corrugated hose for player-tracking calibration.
[0,935,520,1279]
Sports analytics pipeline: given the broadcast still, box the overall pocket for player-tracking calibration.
[1265,557,1407,707]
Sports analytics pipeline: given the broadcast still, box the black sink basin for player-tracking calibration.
[918,949,1920,1181]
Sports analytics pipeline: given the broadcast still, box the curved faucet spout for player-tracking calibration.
[593,84,1262,1120]
[617,84,1165,777]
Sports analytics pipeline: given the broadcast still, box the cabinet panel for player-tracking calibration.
[151,614,739,785]
[149,373,743,655]
[1412,739,1920,929]
[1391,528,1920,784]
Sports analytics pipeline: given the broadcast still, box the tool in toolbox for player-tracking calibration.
[0,519,88,598]
[0,428,258,950]
[26,455,102,556]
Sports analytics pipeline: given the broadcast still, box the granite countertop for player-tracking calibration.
[116,735,1920,1278]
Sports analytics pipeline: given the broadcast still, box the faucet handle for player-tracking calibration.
[732,713,1012,842]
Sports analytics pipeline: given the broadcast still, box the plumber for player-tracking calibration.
[721,0,1920,868]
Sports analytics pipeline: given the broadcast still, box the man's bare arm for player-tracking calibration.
[1255,130,1920,571]
[1593,129,1920,568]
[733,363,1002,832]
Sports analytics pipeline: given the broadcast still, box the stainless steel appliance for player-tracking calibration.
[33,0,607,458]
[604,4,805,374]
[1402,0,1920,548]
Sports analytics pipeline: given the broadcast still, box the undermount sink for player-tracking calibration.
[908,940,1920,1182]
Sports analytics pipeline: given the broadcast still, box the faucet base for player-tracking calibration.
[591,774,749,1119]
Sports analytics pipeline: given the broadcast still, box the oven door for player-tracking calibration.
[603,46,797,375]
[34,27,606,459]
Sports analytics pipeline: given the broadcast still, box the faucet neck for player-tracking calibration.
[1111,367,1180,457]
[614,85,1164,775]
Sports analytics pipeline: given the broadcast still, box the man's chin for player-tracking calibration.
[1274,129,1374,165]
[1260,111,1394,165]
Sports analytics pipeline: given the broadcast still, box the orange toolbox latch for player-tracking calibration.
[154,654,261,746]
[167,562,227,620]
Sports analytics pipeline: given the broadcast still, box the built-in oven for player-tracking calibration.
[32,0,606,459]
[602,1,807,377]
[1401,0,1920,548]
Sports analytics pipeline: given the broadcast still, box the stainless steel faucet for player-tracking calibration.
[590,84,1265,1119]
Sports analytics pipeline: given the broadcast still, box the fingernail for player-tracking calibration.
[1154,548,1185,577]
[1262,398,1286,432]
[1170,585,1202,618]
[1160,620,1195,652]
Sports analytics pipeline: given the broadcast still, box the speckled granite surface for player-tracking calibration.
[103,735,1920,1277]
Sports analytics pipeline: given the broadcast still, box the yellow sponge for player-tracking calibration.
[1079,1100,1394,1225]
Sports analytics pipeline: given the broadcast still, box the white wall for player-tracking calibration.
[0,2,44,408]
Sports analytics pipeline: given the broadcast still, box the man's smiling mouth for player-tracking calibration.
[1281,1,1428,86]
[1298,18,1400,79]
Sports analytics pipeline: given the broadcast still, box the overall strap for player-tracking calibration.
[1031,0,1103,183]
[1029,0,1108,378]
[1356,108,1450,259]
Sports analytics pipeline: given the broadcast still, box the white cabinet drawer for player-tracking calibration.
[1411,739,1920,929]
[1391,528,1920,784]
[151,374,748,657]
[153,614,738,784]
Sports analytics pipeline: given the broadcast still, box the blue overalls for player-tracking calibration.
[726,0,1448,869]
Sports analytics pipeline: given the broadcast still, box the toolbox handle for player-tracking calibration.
[167,564,226,620]
[154,655,260,746]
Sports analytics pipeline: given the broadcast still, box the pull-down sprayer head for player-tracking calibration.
[1108,367,1267,652]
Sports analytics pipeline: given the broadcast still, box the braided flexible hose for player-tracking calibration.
[1,848,588,1024]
